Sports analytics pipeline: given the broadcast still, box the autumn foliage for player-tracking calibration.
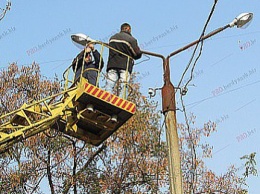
[0,63,254,193]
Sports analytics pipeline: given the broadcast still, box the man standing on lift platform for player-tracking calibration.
[72,43,104,86]
[105,23,142,98]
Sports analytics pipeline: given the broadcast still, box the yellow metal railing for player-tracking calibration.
[62,41,133,99]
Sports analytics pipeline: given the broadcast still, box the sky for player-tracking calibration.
[0,0,260,193]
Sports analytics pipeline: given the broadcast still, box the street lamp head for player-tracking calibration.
[229,12,253,29]
[71,33,96,49]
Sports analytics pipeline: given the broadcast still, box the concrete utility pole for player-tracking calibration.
[163,56,182,194]
[142,12,253,194]
[142,51,183,194]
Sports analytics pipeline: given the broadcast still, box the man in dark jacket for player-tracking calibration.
[105,23,142,98]
[72,43,104,86]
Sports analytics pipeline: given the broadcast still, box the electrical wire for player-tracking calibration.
[134,54,151,66]
[155,1,220,188]
[146,30,260,51]
[180,93,197,193]
[175,1,219,192]
[0,0,11,21]
[186,79,260,110]
[177,0,219,89]
[0,58,73,71]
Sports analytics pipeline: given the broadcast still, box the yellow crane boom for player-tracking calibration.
[0,41,136,154]
[0,78,136,153]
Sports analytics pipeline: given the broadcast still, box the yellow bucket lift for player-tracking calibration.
[0,38,136,153]
[56,79,136,146]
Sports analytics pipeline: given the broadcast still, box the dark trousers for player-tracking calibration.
[75,68,98,86]
[83,69,98,86]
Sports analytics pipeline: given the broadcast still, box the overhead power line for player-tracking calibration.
[175,1,219,191]
[0,0,11,21]
[186,79,260,110]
